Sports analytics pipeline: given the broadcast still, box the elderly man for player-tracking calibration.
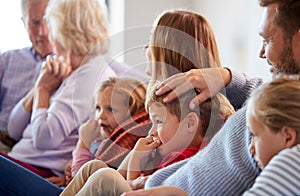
[0,0,52,152]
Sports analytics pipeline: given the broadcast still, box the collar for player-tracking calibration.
[30,47,53,61]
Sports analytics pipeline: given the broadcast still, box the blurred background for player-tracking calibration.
[0,0,271,81]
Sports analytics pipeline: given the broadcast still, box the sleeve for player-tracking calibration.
[145,158,190,189]
[243,147,300,196]
[29,97,78,150]
[71,148,93,177]
[0,52,7,83]
[7,99,31,141]
[28,73,93,150]
[27,60,114,150]
[225,69,263,110]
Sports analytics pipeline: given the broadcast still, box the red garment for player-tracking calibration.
[156,139,209,170]
[0,152,56,178]
[95,109,152,168]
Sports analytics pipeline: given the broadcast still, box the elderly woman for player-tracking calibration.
[0,0,115,190]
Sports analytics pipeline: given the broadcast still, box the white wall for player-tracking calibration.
[109,0,271,81]
[192,0,270,81]
[108,0,194,73]
[0,0,271,81]
[0,1,31,53]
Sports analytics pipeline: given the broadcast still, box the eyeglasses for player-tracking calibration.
[22,17,46,28]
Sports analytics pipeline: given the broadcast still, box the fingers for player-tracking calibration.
[44,55,72,80]
[155,73,185,96]
[156,74,197,104]
[189,89,212,109]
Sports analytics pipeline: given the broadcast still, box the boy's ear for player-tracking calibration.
[281,126,297,148]
[186,112,199,134]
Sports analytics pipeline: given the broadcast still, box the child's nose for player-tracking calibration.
[148,127,158,137]
[95,110,106,120]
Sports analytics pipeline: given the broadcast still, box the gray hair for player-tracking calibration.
[21,0,49,17]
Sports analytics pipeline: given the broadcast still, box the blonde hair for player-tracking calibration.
[45,0,109,56]
[247,77,300,139]
[146,81,234,139]
[97,77,147,116]
[150,10,221,80]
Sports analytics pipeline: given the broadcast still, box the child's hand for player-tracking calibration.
[46,175,66,187]
[128,175,150,190]
[131,136,161,167]
[79,119,101,149]
[64,159,72,185]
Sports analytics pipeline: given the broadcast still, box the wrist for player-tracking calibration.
[33,87,51,109]
[223,67,232,86]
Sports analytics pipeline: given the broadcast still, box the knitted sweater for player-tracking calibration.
[145,71,263,195]
[244,144,300,196]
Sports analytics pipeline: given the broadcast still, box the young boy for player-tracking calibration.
[60,80,234,195]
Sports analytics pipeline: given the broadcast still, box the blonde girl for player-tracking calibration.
[245,76,300,195]
[71,77,151,177]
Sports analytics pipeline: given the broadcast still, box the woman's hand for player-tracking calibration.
[155,68,231,109]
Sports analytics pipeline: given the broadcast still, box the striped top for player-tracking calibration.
[145,71,263,195]
[244,144,300,196]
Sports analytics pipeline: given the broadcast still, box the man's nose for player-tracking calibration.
[38,20,49,36]
[259,43,266,59]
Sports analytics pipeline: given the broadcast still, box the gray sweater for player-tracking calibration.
[145,71,263,196]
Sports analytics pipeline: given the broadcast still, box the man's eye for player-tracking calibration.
[30,19,42,26]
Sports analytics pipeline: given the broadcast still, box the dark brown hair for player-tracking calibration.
[259,0,300,39]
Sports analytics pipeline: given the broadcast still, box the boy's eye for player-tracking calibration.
[156,119,163,125]
[108,107,116,113]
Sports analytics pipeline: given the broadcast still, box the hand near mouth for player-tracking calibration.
[78,119,101,149]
